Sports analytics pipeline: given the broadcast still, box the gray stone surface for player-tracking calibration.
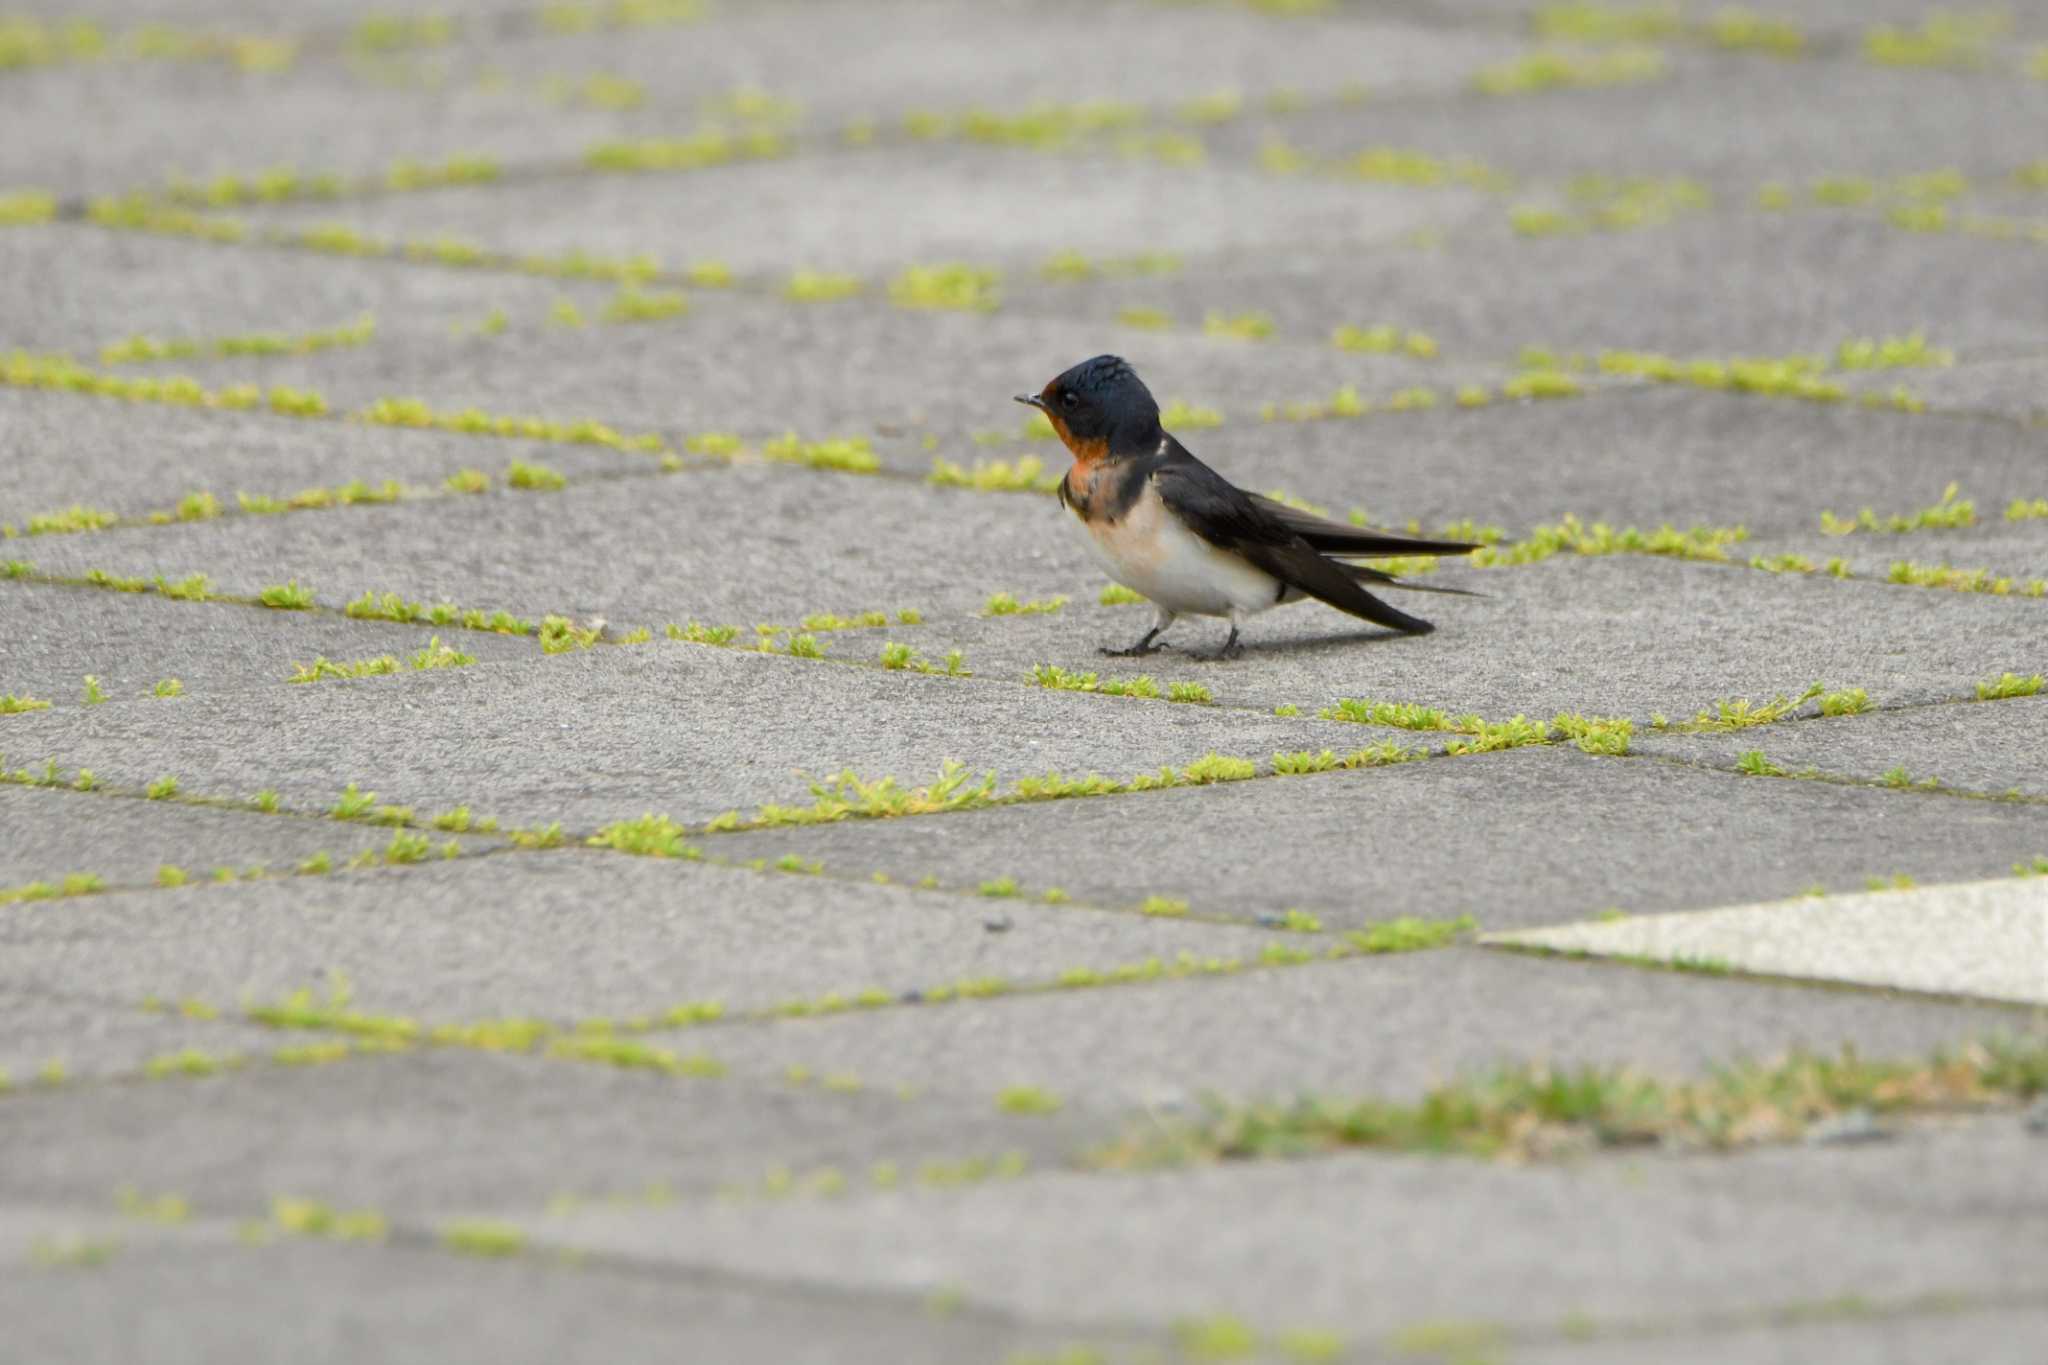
[0,850,1283,1022]
[1742,519,2048,586]
[1635,694,2048,797]
[11,3,2048,1360]
[244,147,1491,277]
[0,783,488,888]
[9,460,1097,624]
[1213,50,2048,186]
[1509,1305,2048,1365]
[0,635,1382,830]
[0,985,283,1083]
[522,1115,2048,1338]
[2,1235,1074,1365]
[0,1047,1101,1211]
[1491,877,2048,1005]
[3,227,574,359]
[709,744,2048,930]
[694,943,2024,1113]
[880,552,2048,720]
[0,575,535,702]
[1018,214,2048,363]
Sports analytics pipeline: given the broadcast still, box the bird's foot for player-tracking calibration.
[1195,627,1244,662]
[1100,641,1168,658]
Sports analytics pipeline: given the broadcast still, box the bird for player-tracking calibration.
[1015,355,1479,660]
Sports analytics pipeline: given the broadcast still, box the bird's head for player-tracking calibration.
[1014,354,1161,462]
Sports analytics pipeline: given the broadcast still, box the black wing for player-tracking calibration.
[1245,493,1480,559]
[1150,450,1444,634]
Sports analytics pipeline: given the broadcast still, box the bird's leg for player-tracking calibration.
[1198,613,1246,662]
[1101,606,1175,657]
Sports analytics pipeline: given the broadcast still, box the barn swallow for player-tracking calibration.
[1016,355,1478,660]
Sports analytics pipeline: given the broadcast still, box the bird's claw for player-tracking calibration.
[1100,642,1167,658]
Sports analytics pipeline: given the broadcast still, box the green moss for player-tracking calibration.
[1817,688,1872,717]
[439,1220,525,1257]
[145,775,179,799]
[1888,561,2046,596]
[151,678,184,698]
[259,580,315,610]
[1351,915,1473,953]
[1822,482,1974,535]
[995,1085,1063,1115]
[889,263,1001,312]
[1550,712,1632,755]
[985,592,1067,616]
[506,460,567,491]
[1103,1035,2047,1168]
[25,504,120,536]
[0,693,52,715]
[1976,672,2043,700]
[761,431,878,473]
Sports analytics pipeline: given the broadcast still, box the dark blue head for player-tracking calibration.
[1014,354,1161,459]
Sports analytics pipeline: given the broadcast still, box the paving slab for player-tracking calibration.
[337,0,1522,129]
[0,1234,1069,1365]
[1741,518,2048,587]
[241,143,1491,278]
[99,272,1482,451]
[0,850,1283,1023]
[5,458,1095,624]
[1509,1304,2048,1365]
[1209,50,2048,186]
[9,464,2046,724]
[1491,877,2048,1005]
[0,635,1373,830]
[0,58,619,198]
[1635,694,2048,796]
[523,1114,2048,1340]
[1006,384,2048,538]
[0,984,284,1084]
[882,552,2046,735]
[692,940,2026,1113]
[0,1046,1100,1211]
[0,783,493,889]
[703,745,2048,931]
[0,575,536,703]
[4,225,571,359]
[1027,214,2048,363]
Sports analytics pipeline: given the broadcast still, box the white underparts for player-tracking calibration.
[1074,477,1286,619]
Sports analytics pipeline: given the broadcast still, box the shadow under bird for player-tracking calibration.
[1016,355,1480,660]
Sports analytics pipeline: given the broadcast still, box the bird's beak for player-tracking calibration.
[1013,394,1046,411]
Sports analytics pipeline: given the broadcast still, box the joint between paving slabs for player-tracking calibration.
[1476,937,2048,1014]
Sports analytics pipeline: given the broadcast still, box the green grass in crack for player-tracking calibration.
[0,693,52,715]
[1469,514,1746,567]
[587,813,698,858]
[667,621,739,646]
[506,460,567,492]
[258,581,315,610]
[1822,482,1975,535]
[1888,562,2048,596]
[985,592,1067,617]
[1735,750,1786,777]
[929,456,1061,494]
[1977,672,2043,701]
[1655,683,1827,732]
[1099,1036,2047,1168]
[761,432,879,473]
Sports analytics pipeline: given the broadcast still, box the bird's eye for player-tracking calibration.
[1061,390,1079,409]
